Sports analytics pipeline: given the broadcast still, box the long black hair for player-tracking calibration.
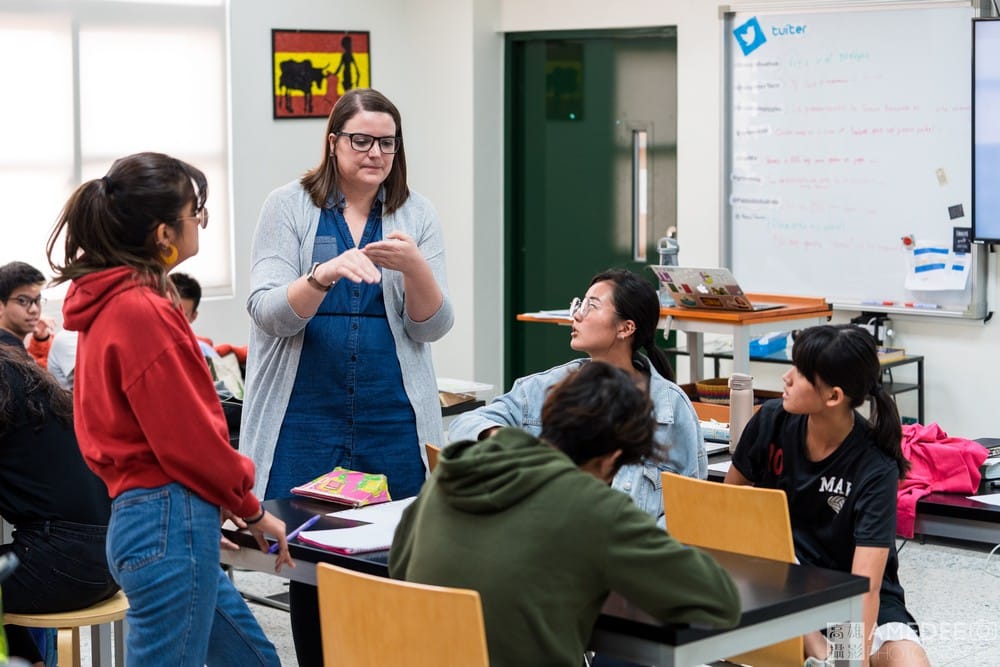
[589,269,675,382]
[0,345,73,437]
[792,324,909,479]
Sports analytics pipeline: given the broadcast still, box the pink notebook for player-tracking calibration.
[291,467,392,508]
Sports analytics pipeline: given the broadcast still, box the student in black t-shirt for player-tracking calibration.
[726,324,929,667]
[0,345,118,666]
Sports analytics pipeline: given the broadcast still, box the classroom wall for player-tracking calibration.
[202,0,502,386]
[202,0,1000,437]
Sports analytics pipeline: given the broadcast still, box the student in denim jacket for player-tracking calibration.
[449,269,705,522]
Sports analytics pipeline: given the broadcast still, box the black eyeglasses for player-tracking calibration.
[8,295,45,309]
[336,132,402,154]
[177,207,209,229]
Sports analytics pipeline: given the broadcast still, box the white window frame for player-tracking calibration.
[0,0,232,299]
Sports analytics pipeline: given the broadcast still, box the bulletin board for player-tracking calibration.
[722,3,988,319]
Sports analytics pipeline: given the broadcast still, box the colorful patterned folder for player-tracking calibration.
[291,467,392,507]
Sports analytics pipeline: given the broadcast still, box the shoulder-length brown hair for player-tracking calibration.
[46,151,207,297]
[300,88,409,215]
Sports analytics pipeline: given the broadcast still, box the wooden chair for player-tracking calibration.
[3,590,129,667]
[425,442,441,472]
[691,400,731,423]
[661,472,802,666]
[316,562,489,667]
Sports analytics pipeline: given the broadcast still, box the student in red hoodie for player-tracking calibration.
[47,152,292,666]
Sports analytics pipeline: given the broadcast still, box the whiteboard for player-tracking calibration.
[723,4,988,318]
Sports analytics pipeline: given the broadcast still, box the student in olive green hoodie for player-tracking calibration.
[389,362,740,667]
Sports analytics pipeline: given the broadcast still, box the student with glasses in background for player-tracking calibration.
[0,262,56,367]
[449,268,707,526]
[243,88,453,665]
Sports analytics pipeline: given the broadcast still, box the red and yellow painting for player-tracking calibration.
[271,29,370,119]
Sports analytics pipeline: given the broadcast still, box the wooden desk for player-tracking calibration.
[658,294,831,381]
[519,294,832,381]
[222,497,866,666]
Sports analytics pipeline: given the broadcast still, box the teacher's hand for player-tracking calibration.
[321,248,382,285]
[362,231,424,275]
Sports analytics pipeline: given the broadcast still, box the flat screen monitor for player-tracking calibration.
[973,18,1000,243]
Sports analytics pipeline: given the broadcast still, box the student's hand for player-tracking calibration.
[220,508,245,551]
[362,231,425,275]
[247,510,296,573]
[33,316,56,341]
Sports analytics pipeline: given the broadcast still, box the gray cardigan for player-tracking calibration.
[240,180,454,496]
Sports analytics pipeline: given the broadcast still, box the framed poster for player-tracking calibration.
[272,29,370,119]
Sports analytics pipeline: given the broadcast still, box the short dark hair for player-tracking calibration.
[169,272,202,311]
[300,88,409,215]
[0,261,45,302]
[540,362,655,470]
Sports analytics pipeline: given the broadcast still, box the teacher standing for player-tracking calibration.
[242,88,453,664]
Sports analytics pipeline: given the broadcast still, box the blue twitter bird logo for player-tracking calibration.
[734,17,766,56]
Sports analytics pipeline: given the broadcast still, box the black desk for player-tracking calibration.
[914,492,1000,545]
[221,497,867,666]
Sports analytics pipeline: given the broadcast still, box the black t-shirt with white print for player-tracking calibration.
[731,399,914,626]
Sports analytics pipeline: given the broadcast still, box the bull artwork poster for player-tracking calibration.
[272,29,370,119]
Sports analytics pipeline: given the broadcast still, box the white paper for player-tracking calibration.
[704,442,730,456]
[966,493,1000,507]
[904,240,970,291]
[299,522,398,553]
[708,461,732,474]
[326,496,415,523]
[436,378,494,395]
[523,309,572,320]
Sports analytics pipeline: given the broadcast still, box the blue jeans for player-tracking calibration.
[107,483,279,667]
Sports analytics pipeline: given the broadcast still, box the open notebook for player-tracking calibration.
[297,497,416,554]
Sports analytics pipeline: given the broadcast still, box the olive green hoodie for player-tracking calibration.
[389,428,740,666]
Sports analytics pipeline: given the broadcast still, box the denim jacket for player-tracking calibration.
[447,359,707,522]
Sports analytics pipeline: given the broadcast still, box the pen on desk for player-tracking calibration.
[268,514,321,554]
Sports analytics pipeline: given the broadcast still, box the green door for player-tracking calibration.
[505,29,678,384]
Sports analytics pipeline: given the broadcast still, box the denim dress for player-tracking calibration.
[266,201,425,500]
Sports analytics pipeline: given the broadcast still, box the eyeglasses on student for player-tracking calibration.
[8,295,46,309]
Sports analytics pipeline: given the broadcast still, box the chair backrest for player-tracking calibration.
[316,562,489,667]
[661,472,802,666]
[425,443,441,472]
[661,471,795,563]
[691,400,731,423]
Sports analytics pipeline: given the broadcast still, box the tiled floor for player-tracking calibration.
[68,534,999,665]
[238,535,1000,666]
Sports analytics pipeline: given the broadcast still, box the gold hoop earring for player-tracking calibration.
[160,244,179,267]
